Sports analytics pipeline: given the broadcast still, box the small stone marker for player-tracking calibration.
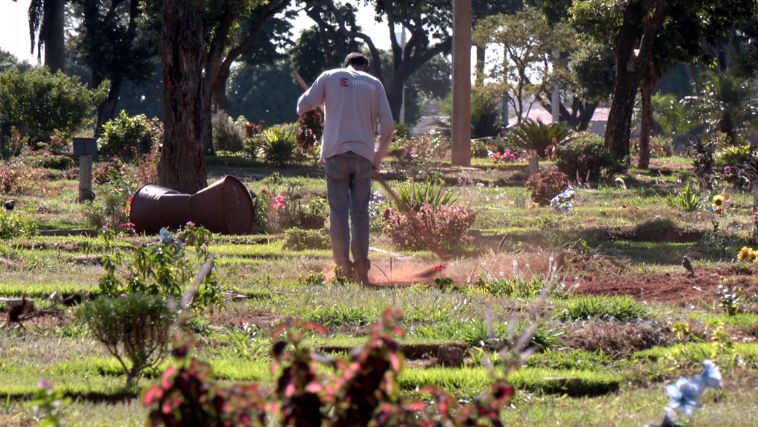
[73,137,97,202]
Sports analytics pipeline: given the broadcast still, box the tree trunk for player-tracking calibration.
[528,154,539,176]
[43,0,65,72]
[159,0,207,193]
[386,77,405,121]
[475,45,485,85]
[200,82,215,156]
[638,63,658,169]
[95,77,122,138]
[213,67,230,113]
[604,0,666,163]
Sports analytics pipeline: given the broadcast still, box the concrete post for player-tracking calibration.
[451,0,472,166]
[78,155,95,202]
[551,49,560,123]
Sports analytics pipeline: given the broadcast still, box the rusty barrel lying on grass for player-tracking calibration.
[129,175,254,234]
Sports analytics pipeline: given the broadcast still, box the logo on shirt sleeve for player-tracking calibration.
[340,77,350,87]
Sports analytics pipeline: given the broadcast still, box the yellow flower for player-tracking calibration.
[738,246,752,262]
[712,194,726,208]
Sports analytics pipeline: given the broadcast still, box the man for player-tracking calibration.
[297,52,394,285]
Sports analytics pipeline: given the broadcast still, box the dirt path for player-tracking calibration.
[572,266,758,305]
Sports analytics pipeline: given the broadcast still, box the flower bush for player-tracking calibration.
[525,169,570,205]
[382,203,476,251]
[488,148,522,163]
[144,310,515,426]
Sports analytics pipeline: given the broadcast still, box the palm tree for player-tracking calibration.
[27,0,66,72]
[510,119,572,175]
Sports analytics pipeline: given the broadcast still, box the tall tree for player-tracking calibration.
[303,0,452,120]
[69,0,157,134]
[571,0,758,163]
[159,0,206,193]
[200,0,291,154]
[27,0,66,72]
[474,8,576,125]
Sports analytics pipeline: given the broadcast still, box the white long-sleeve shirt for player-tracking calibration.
[297,66,394,163]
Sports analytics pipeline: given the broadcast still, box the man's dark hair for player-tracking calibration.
[344,52,369,68]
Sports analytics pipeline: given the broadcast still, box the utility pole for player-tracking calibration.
[397,27,408,124]
[551,49,560,123]
[451,0,472,166]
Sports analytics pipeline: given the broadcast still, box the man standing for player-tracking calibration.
[297,52,394,285]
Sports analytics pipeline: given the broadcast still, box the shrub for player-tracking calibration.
[98,110,162,159]
[23,153,74,170]
[394,180,457,212]
[77,293,173,386]
[82,173,134,229]
[283,228,330,251]
[560,296,650,322]
[212,111,246,152]
[525,169,570,205]
[382,203,476,250]
[136,141,160,186]
[0,159,48,195]
[0,66,108,142]
[390,129,449,179]
[555,132,621,180]
[471,276,552,299]
[0,211,38,238]
[263,124,297,167]
[666,180,701,212]
[98,224,223,313]
[714,143,758,189]
[245,134,266,160]
[257,181,327,232]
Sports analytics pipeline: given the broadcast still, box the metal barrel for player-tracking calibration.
[129,176,254,235]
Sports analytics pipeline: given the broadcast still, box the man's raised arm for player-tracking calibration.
[296,74,325,115]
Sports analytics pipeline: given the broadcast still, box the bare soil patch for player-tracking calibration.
[572,266,758,305]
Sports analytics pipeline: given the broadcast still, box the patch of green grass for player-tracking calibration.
[501,382,758,426]
[688,312,758,329]
[399,367,490,396]
[410,319,558,350]
[526,349,613,371]
[508,367,623,396]
[0,281,95,298]
[633,342,758,364]
[559,296,651,322]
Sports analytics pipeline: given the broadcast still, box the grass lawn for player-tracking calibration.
[0,153,756,425]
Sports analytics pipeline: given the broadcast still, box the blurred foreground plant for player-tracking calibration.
[145,309,522,426]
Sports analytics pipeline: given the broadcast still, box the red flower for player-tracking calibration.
[432,264,446,272]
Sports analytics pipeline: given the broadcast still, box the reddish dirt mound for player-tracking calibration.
[572,266,758,305]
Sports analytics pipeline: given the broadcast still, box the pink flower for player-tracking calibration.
[185,221,196,227]
[37,379,53,389]
[273,195,287,210]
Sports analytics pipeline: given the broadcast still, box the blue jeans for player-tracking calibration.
[325,151,372,274]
